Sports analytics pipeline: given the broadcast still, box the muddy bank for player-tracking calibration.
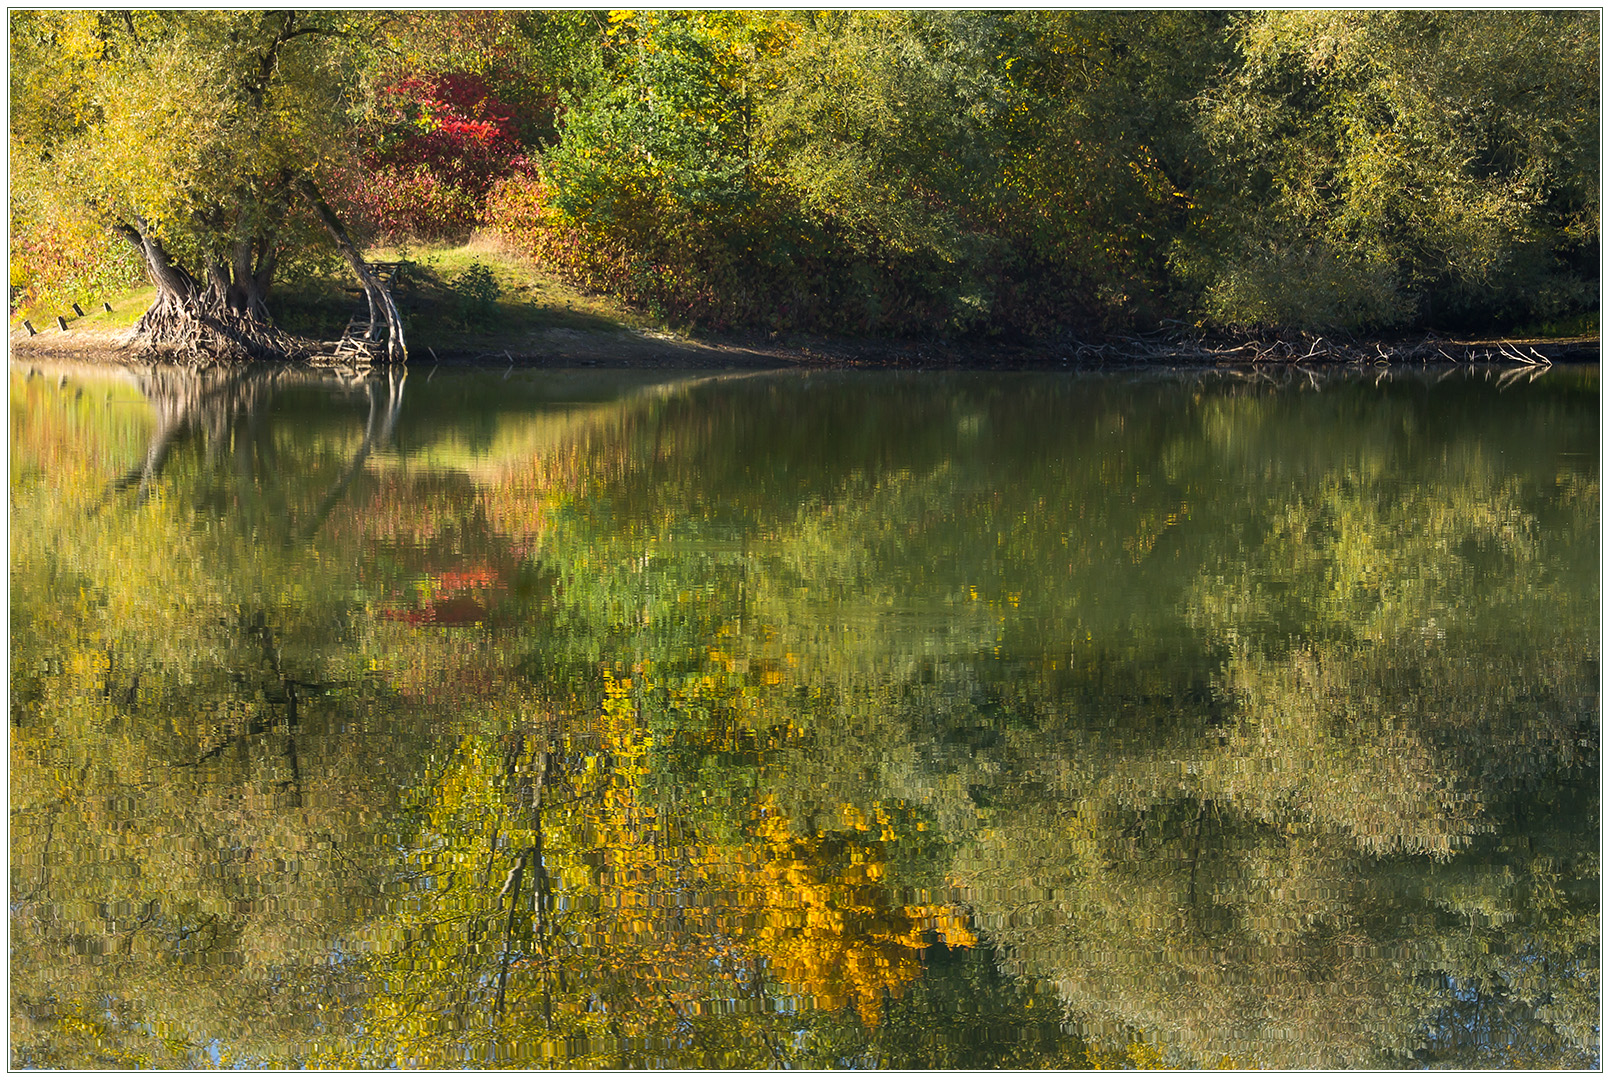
[8,325,794,372]
[9,323,1598,373]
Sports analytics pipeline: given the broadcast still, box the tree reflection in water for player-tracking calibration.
[10,363,1598,1068]
[102,364,406,535]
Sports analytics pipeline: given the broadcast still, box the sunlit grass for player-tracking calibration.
[367,233,663,350]
[12,235,666,351]
[12,285,153,335]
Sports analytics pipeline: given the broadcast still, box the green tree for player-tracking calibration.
[1180,10,1599,332]
[511,11,1229,336]
[10,11,404,359]
[491,10,1596,338]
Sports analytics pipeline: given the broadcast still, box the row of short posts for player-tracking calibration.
[21,300,112,336]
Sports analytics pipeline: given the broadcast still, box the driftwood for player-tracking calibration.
[1049,331,1593,370]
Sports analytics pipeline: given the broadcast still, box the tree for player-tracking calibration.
[9,11,405,361]
[1179,10,1600,333]
[493,11,1232,337]
[487,10,1596,338]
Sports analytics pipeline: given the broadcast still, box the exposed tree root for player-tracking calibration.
[108,173,406,369]
[122,301,316,368]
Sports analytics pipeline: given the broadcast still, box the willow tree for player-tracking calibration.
[1179,10,1600,333]
[10,10,404,362]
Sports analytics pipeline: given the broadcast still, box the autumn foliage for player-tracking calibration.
[341,73,534,240]
[9,218,143,321]
[482,9,1597,338]
[9,10,1598,341]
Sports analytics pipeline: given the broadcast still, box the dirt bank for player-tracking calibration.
[8,324,810,372]
[9,323,1597,373]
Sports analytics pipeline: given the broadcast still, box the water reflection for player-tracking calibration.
[10,362,1599,1068]
[95,365,406,544]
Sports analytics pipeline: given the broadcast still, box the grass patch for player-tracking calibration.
[370,234,659,353]
[12,235,663,352]
[12,286,154,335]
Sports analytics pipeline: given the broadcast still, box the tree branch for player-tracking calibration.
[119,10,142,48]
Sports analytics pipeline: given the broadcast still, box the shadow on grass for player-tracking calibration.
[272,276,352,339]
[268,252,633,353]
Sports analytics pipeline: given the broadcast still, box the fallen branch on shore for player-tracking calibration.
[1076,331,1593,369]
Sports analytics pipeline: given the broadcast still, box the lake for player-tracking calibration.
[9,360,1599,1069]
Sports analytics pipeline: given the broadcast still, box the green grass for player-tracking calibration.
[369,235,658,352]
[13,235,662,351]
[267,234,663,349]
[12,286,153,335]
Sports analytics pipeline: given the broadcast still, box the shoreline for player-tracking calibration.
[8,324,1599,373]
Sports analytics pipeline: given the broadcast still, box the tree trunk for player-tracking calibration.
[252,236,278,306]
[229,239,269,320]
[296,176,408,363]
[115,220,303,365]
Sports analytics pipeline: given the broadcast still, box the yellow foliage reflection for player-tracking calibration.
[325,664,981,1066]
[745,800,976,1026]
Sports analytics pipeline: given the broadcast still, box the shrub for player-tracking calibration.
[450,262,501,327]
[9,219,144,323]
[340,73,531,241]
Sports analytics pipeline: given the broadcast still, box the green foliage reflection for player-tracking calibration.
[10,365,1598,1069]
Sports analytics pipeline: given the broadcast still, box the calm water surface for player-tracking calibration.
[10,362,1599,1069]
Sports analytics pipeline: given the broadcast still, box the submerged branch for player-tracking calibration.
[1048,332,1593,370]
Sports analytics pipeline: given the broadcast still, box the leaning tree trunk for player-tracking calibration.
[296,177,407,363]
[115,218,305,365]
[112,182,403,366]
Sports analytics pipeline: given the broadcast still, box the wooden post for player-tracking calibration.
[56,315,68,331]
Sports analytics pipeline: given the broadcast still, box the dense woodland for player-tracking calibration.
[9,10,1600,351]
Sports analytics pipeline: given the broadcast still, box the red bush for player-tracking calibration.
[342,73,532,240]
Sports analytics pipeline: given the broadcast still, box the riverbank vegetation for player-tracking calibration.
[10,11,1599,356]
